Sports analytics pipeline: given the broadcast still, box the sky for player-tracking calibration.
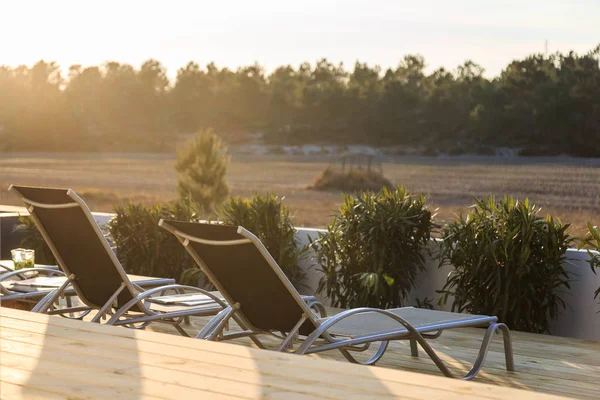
[2,0,599,80]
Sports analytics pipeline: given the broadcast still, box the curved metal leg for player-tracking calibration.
[413,322,514,380]
[31,277,73,314]
[31,289,61,313]
[338,341,390,365]
[91,283,126,323]
[306,300,327,318]
[247,335,268,349]
[122,321,153,330]
[498,323,515,372]
[174,323,190,337]
[107,284,226,327]
[294,307,514,379]
[196,306,234,339]
[56,309,93,320]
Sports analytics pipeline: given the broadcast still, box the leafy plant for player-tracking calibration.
[108,199,207,286]
[218,193,307,286]
[175,128,230,212]
[414,297,435,310]
[15,215,56,265]
[437,196,574,333]
[312,186,434,309]
[581,222,600,300]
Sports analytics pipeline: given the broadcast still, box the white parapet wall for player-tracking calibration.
[3,205,598,341]
[548,249,600,340]
[296,227,600,341]
[0,205,114,228]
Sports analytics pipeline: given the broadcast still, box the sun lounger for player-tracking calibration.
[8,185,226,336]
[160,219,514,380]
[0,267,66,304]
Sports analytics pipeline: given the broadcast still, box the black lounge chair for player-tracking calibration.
[8,185,226,336]
[1,265,66,305]
[160,219,515,380]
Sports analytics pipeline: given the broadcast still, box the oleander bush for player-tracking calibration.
[437,196,574,333]
[218,193,307,286]
[312,186,434,309]
[108,199,206,286]
[581,222,600,301]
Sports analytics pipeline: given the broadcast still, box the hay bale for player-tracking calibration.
[308,168,393,192]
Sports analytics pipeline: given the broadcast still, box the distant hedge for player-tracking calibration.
[1,45,599,156]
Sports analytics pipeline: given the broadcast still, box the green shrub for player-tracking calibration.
[437,196,573,333]
[582,222,600,300]
[312,186,434,309]
[108,199,206,286]
[414,297,435,310]
[218,193,307,286]
[15,215,56,265]
[175,129,230,211]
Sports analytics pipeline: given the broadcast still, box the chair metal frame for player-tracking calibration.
[0,267,66,304]
[161,220,515,380]
[8,185,226,336]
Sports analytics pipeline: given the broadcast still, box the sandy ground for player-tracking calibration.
[0,152,598,235]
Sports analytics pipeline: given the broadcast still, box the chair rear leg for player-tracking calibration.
[174,323,191,337]
[410,338,419,357]
[496,323,515,371]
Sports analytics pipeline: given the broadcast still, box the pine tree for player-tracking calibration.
[175,129,230,211]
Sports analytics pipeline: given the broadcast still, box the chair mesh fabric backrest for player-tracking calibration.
[164,220,315,335]
[11,186,132,308]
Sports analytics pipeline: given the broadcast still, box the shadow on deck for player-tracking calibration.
[148,309,600,400]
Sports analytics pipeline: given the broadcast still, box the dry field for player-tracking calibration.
[0,152,598,236]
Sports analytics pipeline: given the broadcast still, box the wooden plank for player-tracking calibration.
[0,381,67,400]
[429,330,600,365]
[1,354,259,400]
[7,304,592,394]
[0,365,163,400]
[2,332,380,400]
[0,308,538,384]
[0,322,553,400]
[151,310,600,400]
[5,304,596,392]
[9,324,580,400]
[0,308,570,400]
[435,324,600,349]
[147,312,600,381]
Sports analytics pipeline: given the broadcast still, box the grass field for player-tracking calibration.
[1,152,598,237]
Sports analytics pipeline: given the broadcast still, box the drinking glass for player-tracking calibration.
[11,248,35,270]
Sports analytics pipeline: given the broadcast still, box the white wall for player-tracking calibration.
[5,204,598,341]
[1,205,114,228]
[548,249,600,340]
[295,228,327,299]
[296,228,600,341]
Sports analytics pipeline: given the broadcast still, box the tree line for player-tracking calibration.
[1,45,599,156]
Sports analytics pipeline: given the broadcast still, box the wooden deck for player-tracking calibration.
[0,307,572,400]
[145,309,600,400]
